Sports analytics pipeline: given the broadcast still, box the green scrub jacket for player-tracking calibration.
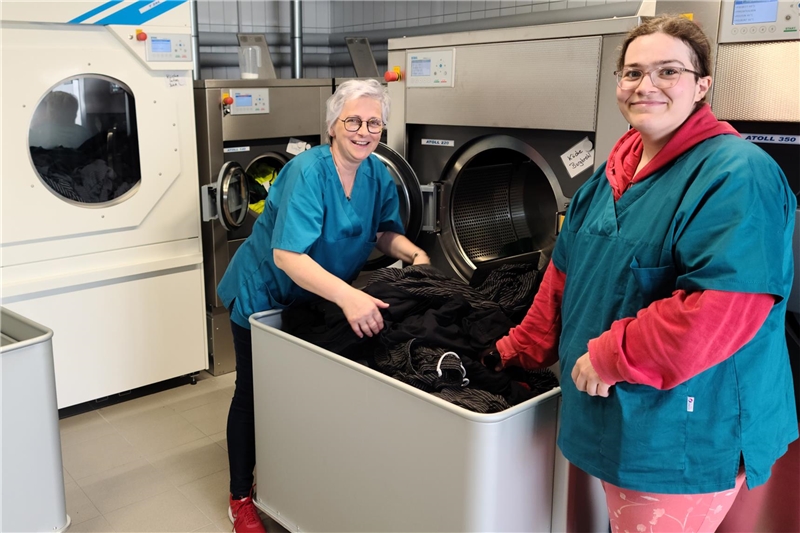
[218,144,404,329]
[553,134,798,493]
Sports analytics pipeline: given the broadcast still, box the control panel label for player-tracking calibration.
[224,147,250,153]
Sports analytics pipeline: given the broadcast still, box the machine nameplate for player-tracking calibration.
[421,138,455,147]
[224,146,251,153]
[741,133,800,144]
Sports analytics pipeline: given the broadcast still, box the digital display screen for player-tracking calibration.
[151,39,172,53]
[732,0,779,24]
[411,58,431,77]
[235,94,253,107]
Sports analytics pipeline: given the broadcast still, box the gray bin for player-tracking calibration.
[250,310,560,532]
[1,307,70,533]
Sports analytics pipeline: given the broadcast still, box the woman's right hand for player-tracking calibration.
[339,288,389,338]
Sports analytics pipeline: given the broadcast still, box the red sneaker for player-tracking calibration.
[228,490,266,533]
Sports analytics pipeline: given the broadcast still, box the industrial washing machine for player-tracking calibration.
[0,1,207,408]
[194,78,332,375]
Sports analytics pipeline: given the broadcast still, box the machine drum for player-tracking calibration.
[451,158,557,268]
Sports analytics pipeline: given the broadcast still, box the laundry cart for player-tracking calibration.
[1,307,70,533]
[250,311,560,532]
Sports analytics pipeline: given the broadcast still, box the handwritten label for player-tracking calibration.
[421,138,455,147]
[560,137,595,179]
[287,138,312,155]
[165,74,185,87]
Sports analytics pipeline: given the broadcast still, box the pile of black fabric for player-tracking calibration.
[30,132,138,203]
[282,264,559,413]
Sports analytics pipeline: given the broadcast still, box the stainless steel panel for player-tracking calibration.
[406,37,602,131]
[712,41,800,122]
[207,308,235,375]
[595,34,631,167]
[388,17,643,51]
[195,78,331,89]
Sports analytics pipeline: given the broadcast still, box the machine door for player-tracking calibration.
[362,143,424,270]
[203,161,249,231]
[435,134,569,282]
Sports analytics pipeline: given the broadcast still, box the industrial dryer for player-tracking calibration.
[194,78,332,375]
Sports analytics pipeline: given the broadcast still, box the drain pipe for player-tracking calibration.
[290,0,303,78]
[190,0,200,80]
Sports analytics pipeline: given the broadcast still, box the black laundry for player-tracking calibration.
[281,264,559,413]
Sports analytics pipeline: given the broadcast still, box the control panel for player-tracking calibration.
[406,49,455,88]
[719,0,799,43]
[144,33,192,62]
[229,89,270,115]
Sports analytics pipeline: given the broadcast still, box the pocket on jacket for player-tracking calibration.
[630,258,677,303]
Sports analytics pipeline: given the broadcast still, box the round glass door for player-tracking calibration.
[28,76,141,205]
[216,161,249,231]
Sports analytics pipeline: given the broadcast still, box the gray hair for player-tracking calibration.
[325,79,390,136]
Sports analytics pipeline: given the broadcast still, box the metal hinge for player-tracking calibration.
[420,183,441,233]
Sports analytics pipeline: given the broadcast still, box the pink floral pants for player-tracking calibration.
[602,467,746,533]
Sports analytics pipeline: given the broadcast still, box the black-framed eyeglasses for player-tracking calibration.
[614,66,701,90]
[340,116,384,133]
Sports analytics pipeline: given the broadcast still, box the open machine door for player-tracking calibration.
[201,161,250,231]
[363,142,424,270]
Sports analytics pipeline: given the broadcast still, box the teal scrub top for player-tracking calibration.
[218,144,404,329]
[553,134,798,493]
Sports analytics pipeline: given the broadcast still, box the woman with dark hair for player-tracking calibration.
[485,14,797,532]
[218,79,428,532]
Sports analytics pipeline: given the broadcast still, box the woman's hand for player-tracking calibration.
[411,250,430,266]
[571,352,611,397]
[339,287,389,338]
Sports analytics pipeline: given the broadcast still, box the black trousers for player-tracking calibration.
[227,319,256,498]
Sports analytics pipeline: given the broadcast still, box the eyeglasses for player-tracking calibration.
[614,66,701,90]
[340,117,384,134]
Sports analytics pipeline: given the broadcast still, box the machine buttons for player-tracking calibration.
[770,25,777,32]
[731,27,738,34]
[136,31,148,41]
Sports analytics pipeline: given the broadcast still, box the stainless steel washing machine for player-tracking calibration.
[380,18,640,285]
[194,78,332,375]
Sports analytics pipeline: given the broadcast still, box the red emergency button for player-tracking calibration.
[136,30,147,41]
[223,96,234,105]
[384,66,402,82]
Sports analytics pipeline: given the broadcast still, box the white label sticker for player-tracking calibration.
[560,137,595,179]
[165,74,185,88]
[687,397,695,412]
[286,138,311,156]
[140,0,165,14]
[421,138,455,147]
[223,146,250,153]
[741,133,800,145]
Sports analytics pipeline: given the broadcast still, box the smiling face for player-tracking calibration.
[616,32,711,145]
[329,96,383,170]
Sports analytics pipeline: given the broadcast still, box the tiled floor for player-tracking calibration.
[59,371,287,533]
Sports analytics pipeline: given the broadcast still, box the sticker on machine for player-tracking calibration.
[286,138,312,155]
[560,137,595,179]
[741,133,800,145]
[421,139,455,147]
[140,0,166,14]
[224,146,250,153]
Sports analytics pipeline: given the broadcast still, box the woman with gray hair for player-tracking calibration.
[217,78,428,533]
